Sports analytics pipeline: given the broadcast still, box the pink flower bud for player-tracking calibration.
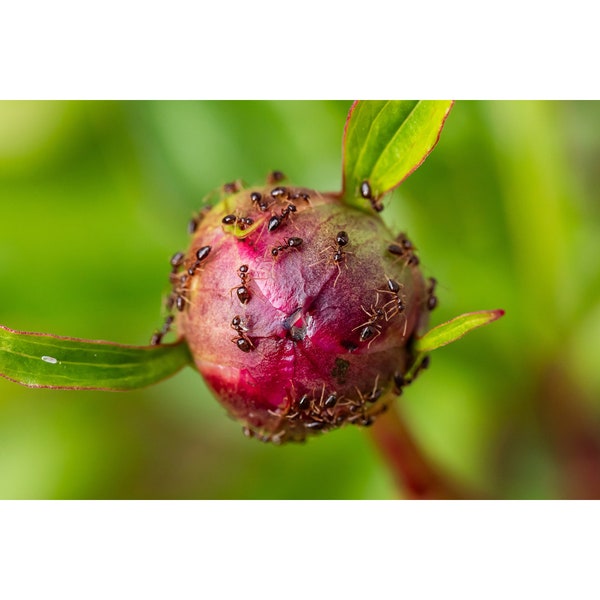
[169,180,434,443]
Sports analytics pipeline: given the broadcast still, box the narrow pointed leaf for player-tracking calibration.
[0,324,193,391]
[341,100,453,207]
[414,310,505,354]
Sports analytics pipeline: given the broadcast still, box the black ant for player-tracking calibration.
[170,251,185,271]
[393,372,406,395]
[388,233,419,266]
[165,245,212,314]
[150,315,175,346]
[175,294,187,312]
[354,375,382,407]
[360,179,383,212]
[376,277,407,321]
[187,245,212,276]
[187,205,211,235]
[426,277,438,310]
[334,230,349,257]
[188,218,199,235]
[166,270,191,313]
[250,190,270,212]
[267,202,297,233]
[271,236,303,258]
[267,215,281,232]
[232,264,251,305]
[330,231,351,287]
[313,231,351,287]
[222,213,254,231]
[352,303,386,348]
[281,202,297,220]
[267,171,286,184]
[230,315,254,352]
[323,392,338,409]
[223,181,241,194]
[309,385,344,423]
[297,394,311,411]
[270,186,287,200]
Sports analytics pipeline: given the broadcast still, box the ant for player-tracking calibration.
[222,213,254,231]
[165,245,212,314]
[232,264,251,305]
[360,179,383,212]
[267,171,286,184]
[267,203,297,232]
[286,189,311,204]
[426,277,438,310]
[150,315,175,346]
[167,271,190,312]
[230,315,254,352]
[353,375,383,408]
[250,190,270,212]
[169,251,185,272]
[393,372,406,396]
[352,303,386,348]
[270,186,287,200]
[223,181,241,194]
[312,231,352,287]
[271,236,303,258]
[331,230,350,287]
[187,205,211,235]
[187,245,212,276]
[310,385,343,423]
[297,393,311,411]
[388,233,419,266]
[376,277,407,321]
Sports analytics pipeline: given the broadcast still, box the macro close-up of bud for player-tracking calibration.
[172,179,429,443]
[1,100,599,501]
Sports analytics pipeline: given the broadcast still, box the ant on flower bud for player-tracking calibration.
[353,302,387,347]
[376,278,406,321]
[223,181,240,194]
[270,186,287,199]
[312,231,352,287]
[170,251,185,269]
[231,315,254,352]
[268,171,286,184]
[232,264,251,305]
[222,214,255,231]
[271,237,303,258]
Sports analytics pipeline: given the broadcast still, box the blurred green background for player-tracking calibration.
[1,101,599,499]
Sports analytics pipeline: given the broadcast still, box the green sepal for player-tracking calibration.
[405,310,505,381]
[0,324,193,391]
[341,100,453,210]
[415,309,505,353]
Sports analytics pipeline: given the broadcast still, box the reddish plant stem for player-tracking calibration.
[536,362,600,499]
[369,402,479,499]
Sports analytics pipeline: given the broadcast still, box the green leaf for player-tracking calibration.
[414,309,505,354]
[0,324,193,391]
[341,100,453,208]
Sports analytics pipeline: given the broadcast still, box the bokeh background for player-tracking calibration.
[1,101,598,499]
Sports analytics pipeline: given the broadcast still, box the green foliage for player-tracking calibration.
[0,325,191,390]
[415,310,505,354]
[341,100,453,207]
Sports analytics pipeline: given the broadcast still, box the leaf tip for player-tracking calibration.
[489,308,506,321]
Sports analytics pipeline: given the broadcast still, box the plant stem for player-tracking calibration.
[369,402,480,499]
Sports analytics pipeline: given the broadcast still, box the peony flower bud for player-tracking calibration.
[163,177,437,443]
